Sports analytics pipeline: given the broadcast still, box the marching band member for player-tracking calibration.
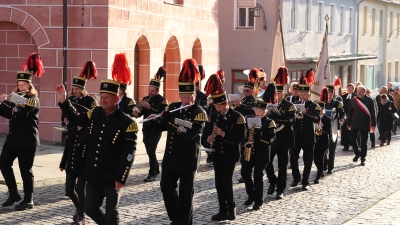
[57,53,138,224]
[133,66,168,182]
[291,75,321,191]
[265,68,296,200]
[158,58,207,225]
[59,60,98,224]
[313,101,330,184]
[204,69,225,116]
[286,82,300,103]
[241,97,276,210]
[320,86,345,174]
[0,53,43,211]
[118,83,136,116]
[201,84,245,221]
[195,65,208,109]
[341,83,356,151]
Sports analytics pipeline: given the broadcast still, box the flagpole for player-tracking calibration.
[278,7,287,67]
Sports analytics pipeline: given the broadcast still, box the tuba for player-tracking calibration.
[244,124,256,162]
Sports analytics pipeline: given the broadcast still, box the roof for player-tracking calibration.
[287,54,378,64]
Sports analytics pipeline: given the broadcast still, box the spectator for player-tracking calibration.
[355,82,362,88]
[377,94,398,146]
[388,82,394,95]
[392,86,400,133]
[366,88,378,147]
[347,85,376,166]
[376,86,394,104]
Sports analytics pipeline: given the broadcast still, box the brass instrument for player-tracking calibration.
[244,124,256,162]
[133,96,151,113]
[294,104,305,119]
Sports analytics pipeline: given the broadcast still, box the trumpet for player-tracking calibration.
[138,103,194,124]
[133,96,151,113]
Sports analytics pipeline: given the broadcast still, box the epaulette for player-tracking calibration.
[288,104,296,112]
[161,98,168,105]
[237,115,246,124]
[25,98,36,107]
[194,112,207,122]
[315,104,321,111]
[268,120,276,128]
[338,101,343,109]
[128,99,136,106]
[91,100,98,108]
[126,121,139,132]
[87,107,95,119]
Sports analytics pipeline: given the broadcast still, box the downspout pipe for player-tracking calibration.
[63,0,67,87]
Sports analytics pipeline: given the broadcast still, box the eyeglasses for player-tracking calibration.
[243,89,251,92]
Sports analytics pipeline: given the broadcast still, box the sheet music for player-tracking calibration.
[228,94,241,102]
[246,117,262,128]
[174,118,193,129]
[294,104,305,111]
[10,92,27,105]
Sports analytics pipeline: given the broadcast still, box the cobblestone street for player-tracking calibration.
[1,134,400,225]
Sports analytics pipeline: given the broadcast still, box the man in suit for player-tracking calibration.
[118,83,136,116]
[341,83,356,151]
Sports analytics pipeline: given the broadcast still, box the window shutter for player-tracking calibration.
[237,0,255,8]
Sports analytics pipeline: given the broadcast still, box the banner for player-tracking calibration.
[270,20,285,83]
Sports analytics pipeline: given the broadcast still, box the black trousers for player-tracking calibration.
[0,147,36,193]
[341,121,351,149]
[241,161,267,204]
[213,161,236,212]
[351,129,369,162]
[370,132,375,144]
[314,139,328,180]
[265,147,289,193]
[65,172,86,217]
[291,143,314,186]
[324,139,337,171]
[160,169,196,225]
[143,130,162,176]
[85,182,121,225]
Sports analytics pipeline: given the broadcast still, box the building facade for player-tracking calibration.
[358,0,400,90]
[0,0,219,141]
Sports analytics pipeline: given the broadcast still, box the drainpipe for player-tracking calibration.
[356,0,364,82]
[63,0,67,87]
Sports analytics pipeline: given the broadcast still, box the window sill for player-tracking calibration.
[289,28,297,32]
[302,30,312,33]
[328,32,335,35]
[235,27,255,30]
[163,1,183,6]
[362,33,367,36]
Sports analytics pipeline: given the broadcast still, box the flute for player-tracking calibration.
[138,103,194,124]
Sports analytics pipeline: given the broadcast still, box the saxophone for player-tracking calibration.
[244,124,256,162]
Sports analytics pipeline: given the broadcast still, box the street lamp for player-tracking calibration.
[253,3,267,30]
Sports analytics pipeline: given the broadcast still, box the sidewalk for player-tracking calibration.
[343,187,400,225]
[0,130,167,184]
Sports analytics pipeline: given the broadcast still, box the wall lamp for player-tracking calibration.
[253,3,267,30]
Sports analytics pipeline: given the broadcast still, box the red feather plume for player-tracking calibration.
[248,68,260,83]
[299,75,308,85]
[274,66,289,85]
[22,52,45,77]
[216,69,225,79]
[179,58,200,84]
[320,87,329,103]
[79,61,97,80]
[198,65,205,81]
[305,68,315,85]
[204,74,224,97]
[334,76,342,87]
[111,53,132,85]
[154,66,167,81]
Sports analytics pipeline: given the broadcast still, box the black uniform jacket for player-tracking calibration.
[241,116,276,163]
[59,101,138,185]
[59,126,89,175]
[293,100,321,144]
[201,108,246,163]
[118,94,136,116]
[137,94,168,131]
[235,95,256,117]
[63,95,98,128]
[269,99,296,149]
[0,94,40,149]
[160,102,207,171]
[315,114,331,150]
[196,90,208,110]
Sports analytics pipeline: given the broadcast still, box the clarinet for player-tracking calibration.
[210,114,224,152]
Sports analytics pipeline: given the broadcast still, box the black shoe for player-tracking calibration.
[353,155,360,162]
[342,147,349,151]
[144,175,156,182]
[14,194,34,211]
[301,185,309,191]
[244,198,253,206]
[253,203,262,210]
[290,178,301,187]
[327,170,332,174]
[275,192,283,200]
[371,144,375,148]
[323,164,328,172]
[267,183,276,195]
[71,216,86,225]
[2,191,21,207]
[227,207,236,220]
[169,221,177,225]
[314,179,320,184]
[211,212,228,221]
[238,177,245,183]
[361,161,365,166]
[73,210,79,222]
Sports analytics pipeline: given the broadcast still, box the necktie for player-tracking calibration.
[347,95,351,99]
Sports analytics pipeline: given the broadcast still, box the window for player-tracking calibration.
[318,2,323,32]
[291,0,296,29]
[390,12,394,36]
[379,10,383,36]
[305,0,310,31]
[237,8,255,28]
[231,70,249,94]
[340,6,345,33]
[349,8,353,34]
[289,70,303,83]
[330,4,335,32]
[372,8,376,35]
[388,62,392,80]
[360,65,366,85]
[396,61,399,82]
[363,6,368,35]
[398,13,400,37]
